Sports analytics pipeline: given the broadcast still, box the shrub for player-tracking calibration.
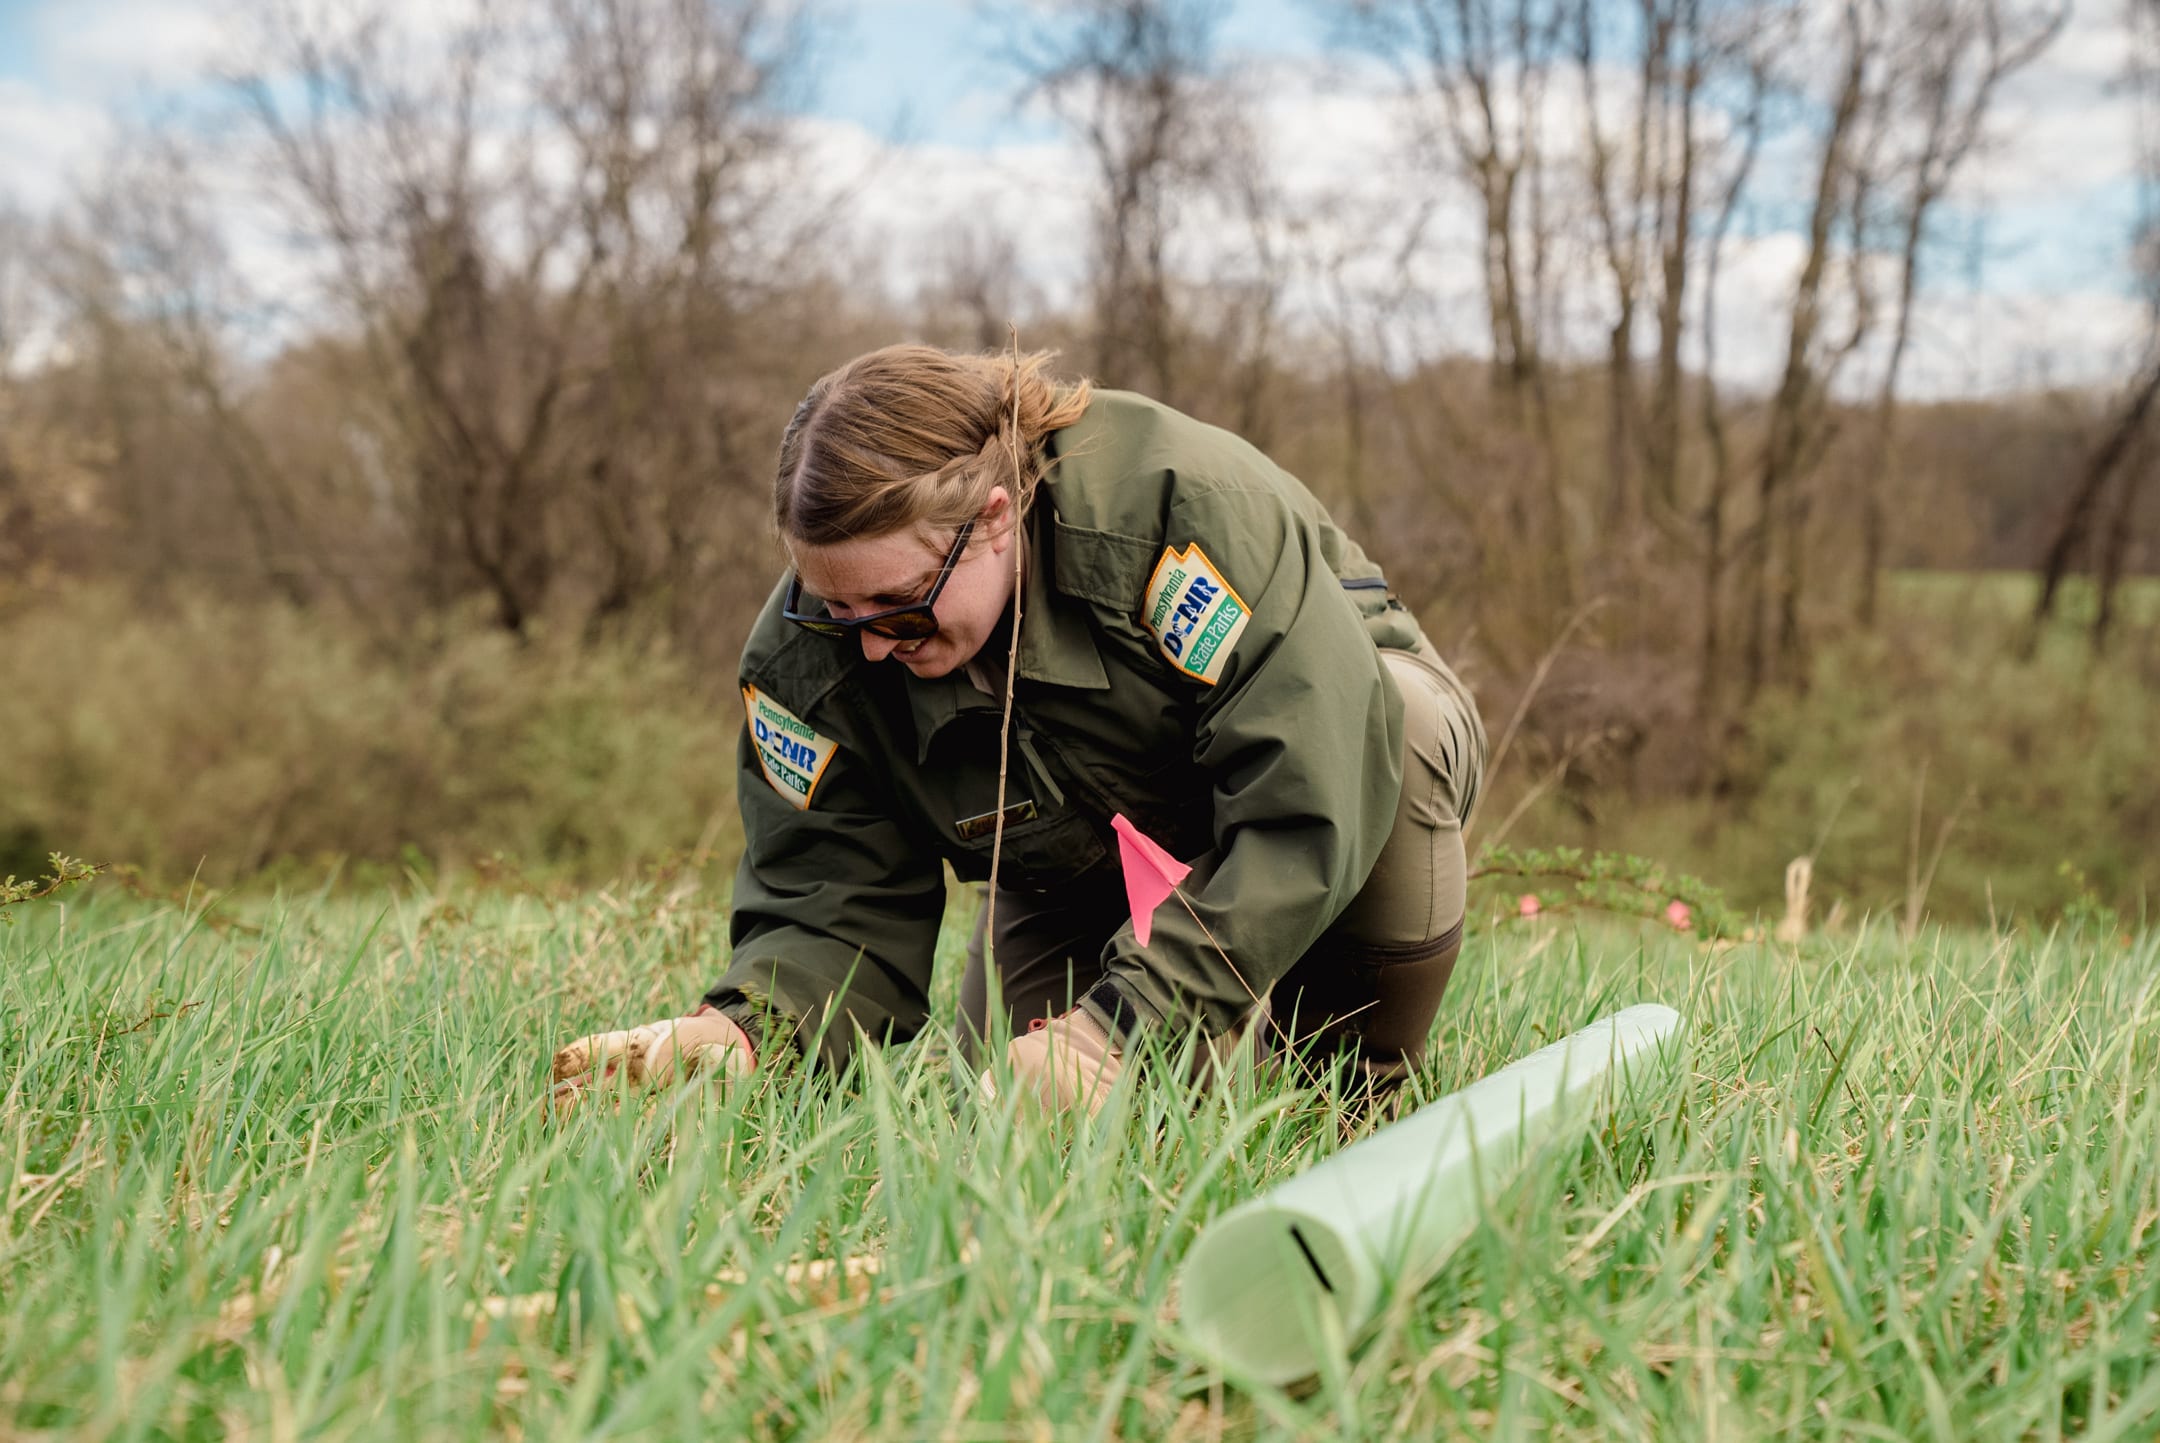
[1499,583,2160,927]
[2,587,739,884]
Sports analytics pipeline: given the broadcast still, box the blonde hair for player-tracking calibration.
[775,344,1093,546]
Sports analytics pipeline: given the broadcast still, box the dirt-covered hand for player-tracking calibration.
[549,1004,753,1117]
[1001,1009,1123,1117]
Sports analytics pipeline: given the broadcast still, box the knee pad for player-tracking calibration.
[1278,916,1464,1085]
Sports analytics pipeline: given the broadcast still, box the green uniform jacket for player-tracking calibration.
[705,391,1430,1066]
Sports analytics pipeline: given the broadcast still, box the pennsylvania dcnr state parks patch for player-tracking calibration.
[1144,543,1250,685]
[742,685,837,809]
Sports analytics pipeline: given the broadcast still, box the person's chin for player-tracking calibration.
[895,643,960,678]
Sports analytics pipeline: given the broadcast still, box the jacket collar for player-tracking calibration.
[1017,491,1111,692]
[904,492,1111,761]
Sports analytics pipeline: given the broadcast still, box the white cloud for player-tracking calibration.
[798,119,1092,295]
[684,47,2160,403]
[27,0,495,93]
[1690,231,1812,392]
[32,0,225,90]
[1953,0,2141,203]
[1900,286,2148,397]
[1679,228,2148,401]
[0,78,113,213]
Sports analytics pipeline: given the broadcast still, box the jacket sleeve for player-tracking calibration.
[704,717,946,1069]
[1085,485,1405,1040]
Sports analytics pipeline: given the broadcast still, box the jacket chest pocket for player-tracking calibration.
[948,802,1110,891]
[1032,731,1212,863]
[932,720,1111,890]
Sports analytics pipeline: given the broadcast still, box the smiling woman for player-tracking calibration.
[550,343,1488,1118]
[783,518,975,641]
[769,347,1086,676]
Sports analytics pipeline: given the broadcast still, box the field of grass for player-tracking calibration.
[1887,569,2160,618]
[3,882,2156,1440]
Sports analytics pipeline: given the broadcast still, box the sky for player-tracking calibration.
[0,0,2150,398]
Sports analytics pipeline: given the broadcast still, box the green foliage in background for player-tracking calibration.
[1522,574,2160,926]
[5,573,2155,928]
[0,587,740,886]
[1470,843,1744,938]
[0,854,102,922]
[1,883,2154,1438]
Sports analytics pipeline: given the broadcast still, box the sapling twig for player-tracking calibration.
[0,854,105,922]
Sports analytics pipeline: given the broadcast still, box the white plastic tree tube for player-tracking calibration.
[1179,1004,1684,1385]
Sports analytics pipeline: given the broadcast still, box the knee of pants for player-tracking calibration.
[955,885,1113,1063]
[1394,643,1487,833]
[1272,923,1464,1070]
[1326,647,1485,949]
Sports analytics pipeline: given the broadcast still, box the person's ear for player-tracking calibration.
[983,485,1017,553]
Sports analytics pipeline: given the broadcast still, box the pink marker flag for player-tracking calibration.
[1113,813,1191,947]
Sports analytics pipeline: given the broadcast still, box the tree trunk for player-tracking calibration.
[1744,5,1869,700]
[2092,442,2152,650]
[2030,352,2160,650]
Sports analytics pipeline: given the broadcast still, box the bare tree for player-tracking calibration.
[2032,0,2160,651]
[1010,0,1252,406]
[63,137,340,609]
[1282,192,1407,538]
[232,1,572,630]
[1692,30,1774,741]
[923,221,1032,353]
[0,207,38,596]
[1576,0,1712,529]
[0,209,31,381]
[1350,0,1577,611]
[1739,0,1888,697]
[226,0,811,638]
[2090,405,2155,646]
[1854,0,2063,629]
[539,0,814,639]
[1379,0,1567,418]
[1206,115,1291,445]
[2030,347,2160,647]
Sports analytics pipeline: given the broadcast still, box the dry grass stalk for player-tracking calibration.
[1776,856,1813,944]
[465,1254,888,1347]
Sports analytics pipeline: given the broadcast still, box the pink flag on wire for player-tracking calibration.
[1112,813,1190,947]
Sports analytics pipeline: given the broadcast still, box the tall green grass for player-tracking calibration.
[3,884,2155,1439]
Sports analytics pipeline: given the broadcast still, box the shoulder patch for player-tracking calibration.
[742,684,838,809]
[1143,543,1251,685]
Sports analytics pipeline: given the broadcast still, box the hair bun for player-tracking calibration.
[775,344,1092,544]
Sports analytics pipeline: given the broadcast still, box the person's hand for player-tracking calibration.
[549,1004,754,1117]
[1000,1009,1123,1117]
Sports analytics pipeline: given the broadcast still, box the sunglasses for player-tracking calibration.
[783,519,976,641]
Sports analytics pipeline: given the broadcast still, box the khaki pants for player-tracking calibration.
[962,642,1486,1079]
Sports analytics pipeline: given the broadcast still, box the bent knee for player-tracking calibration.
[1382,645,1487,831]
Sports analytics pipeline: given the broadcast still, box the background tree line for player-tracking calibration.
[1,0,2155,924]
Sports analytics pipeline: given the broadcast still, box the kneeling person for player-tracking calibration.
[551,345,1487,1116]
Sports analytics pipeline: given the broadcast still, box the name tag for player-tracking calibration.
[955,800,1038,841]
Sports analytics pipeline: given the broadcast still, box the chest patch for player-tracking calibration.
[1143,543,1250,686]
[742,685,837,809]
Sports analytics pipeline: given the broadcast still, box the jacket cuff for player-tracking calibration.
[701,988,799,1064]
[1078,975,1158,1047]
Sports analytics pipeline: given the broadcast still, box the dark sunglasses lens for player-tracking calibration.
[790,616,853,639]
[867,610,939,641]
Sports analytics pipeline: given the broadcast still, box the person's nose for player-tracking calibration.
[861,631,902,663]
